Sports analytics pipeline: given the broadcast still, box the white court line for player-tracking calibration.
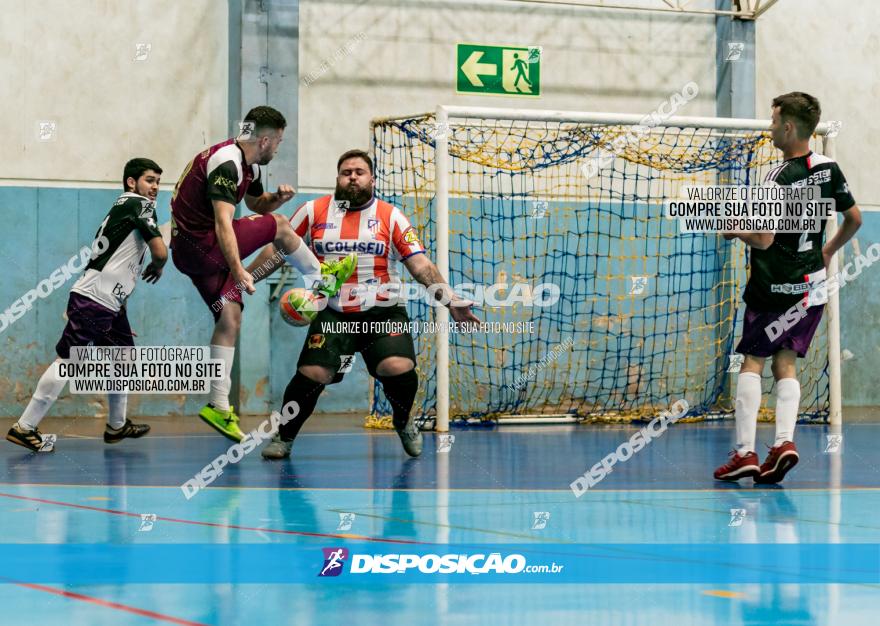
[3,180,878,211]
[36,431,398,441]
[0,178,176,191]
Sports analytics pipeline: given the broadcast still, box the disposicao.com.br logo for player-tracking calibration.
[318,548,563,577]
[318,548,349,577]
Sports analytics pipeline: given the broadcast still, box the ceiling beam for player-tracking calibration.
[505,0,778,19]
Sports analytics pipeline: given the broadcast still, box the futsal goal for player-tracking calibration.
[368,105,842,432]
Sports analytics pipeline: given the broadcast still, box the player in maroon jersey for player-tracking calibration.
[170,106,355,441]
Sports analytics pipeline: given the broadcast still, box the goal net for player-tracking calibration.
[367,106,836,429]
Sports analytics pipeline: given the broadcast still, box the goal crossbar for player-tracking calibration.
[373,105,834,134]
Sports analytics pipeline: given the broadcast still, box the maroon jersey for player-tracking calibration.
[170,139,265,235]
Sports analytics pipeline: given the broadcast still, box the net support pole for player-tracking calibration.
[823,134,843,427]
[715,0,755,119]
[435,105,451,432]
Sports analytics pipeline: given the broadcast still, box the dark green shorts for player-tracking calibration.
[296,305,416,383]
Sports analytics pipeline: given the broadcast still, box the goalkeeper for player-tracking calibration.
[251,149,478,458]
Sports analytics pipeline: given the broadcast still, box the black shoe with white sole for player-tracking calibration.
[104,420,151,444]
[6,424,48,452]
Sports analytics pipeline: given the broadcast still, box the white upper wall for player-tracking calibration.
[757,0,878,209]
[0,0,228,184]
[298,0,717,189]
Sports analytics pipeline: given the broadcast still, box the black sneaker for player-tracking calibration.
[104,419,151,444]
[395,419,423,458]
[6,424,48,452]
[261,434,293,460]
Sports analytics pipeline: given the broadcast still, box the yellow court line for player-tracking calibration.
[702,590,747,599]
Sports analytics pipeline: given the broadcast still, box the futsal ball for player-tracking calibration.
[279,288,325,327]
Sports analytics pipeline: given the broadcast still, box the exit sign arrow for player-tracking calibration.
[461,51,497,87]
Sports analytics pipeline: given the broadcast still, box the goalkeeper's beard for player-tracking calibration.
[334,181,373,208]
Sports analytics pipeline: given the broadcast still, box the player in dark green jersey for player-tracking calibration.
[715,93,862,484]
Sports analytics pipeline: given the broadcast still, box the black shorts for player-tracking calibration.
[296,305,416,383]
[735,304,824,358]
[56,293,134,359]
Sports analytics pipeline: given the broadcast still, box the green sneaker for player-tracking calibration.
[316,252,358,297]
[199,404,244,442]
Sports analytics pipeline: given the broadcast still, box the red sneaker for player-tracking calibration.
[754,441,799,484]
[713,450,760,481]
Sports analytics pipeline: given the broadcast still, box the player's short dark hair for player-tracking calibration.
[123,158,162,191]
[337,149,374,174]
[243,106,287,136]
[772,92,821,140]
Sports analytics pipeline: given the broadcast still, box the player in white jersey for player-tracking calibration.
[254,149,479,458]
[7,159,168,452]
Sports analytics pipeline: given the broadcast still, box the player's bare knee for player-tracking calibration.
[375,356,415,377]
[740,354,764,375]
[298,365,334,385]
[771,352,797,380]
[272,214,298,250]
[222,304,242,326]
[215,304,242,335]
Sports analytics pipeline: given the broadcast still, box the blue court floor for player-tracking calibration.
[1,419,878,625]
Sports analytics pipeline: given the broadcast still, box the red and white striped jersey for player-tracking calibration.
[289,195,425,313]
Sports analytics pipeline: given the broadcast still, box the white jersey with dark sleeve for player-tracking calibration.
[71,192,162,312]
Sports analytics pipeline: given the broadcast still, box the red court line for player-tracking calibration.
[6,580,208,626]
[0,491,425,545]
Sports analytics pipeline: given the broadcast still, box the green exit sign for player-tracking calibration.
[456,43,541,97]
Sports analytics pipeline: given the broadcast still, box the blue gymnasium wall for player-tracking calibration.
[0,187,373,419]
[837,216,880,405]
[0,187,878,418]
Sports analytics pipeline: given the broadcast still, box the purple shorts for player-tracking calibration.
[56,293,134,359]
[735,304,824,358]
[171,214,278,321]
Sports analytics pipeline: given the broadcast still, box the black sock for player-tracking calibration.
[278,372,325,441]
[377,369,419,430]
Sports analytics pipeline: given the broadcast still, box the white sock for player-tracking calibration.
[107,393,128,429]
[774,378,800,445]
[734,372,762,456]
[19,359,68,431]
[284,242,322,289]
[209,344,235,411]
